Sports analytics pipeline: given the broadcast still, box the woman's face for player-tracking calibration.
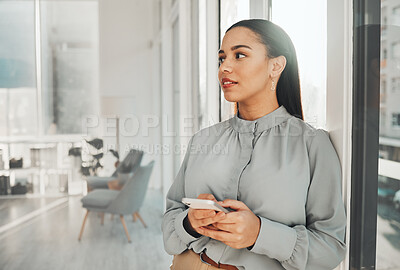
[218,27,272,104]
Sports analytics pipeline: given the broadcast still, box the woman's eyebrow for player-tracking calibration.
[218,44,252,54]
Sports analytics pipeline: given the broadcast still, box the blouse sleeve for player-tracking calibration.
[161,136,207,255]
[249,129,347,270]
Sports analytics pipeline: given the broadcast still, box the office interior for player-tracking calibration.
[0,0,399,269]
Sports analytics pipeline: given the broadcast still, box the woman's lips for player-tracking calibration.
[221,78,238,88]
[222,82,237,88]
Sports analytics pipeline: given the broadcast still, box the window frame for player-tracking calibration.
[349,0,381,268]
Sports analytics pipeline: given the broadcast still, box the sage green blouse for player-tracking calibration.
[162,105,346,270]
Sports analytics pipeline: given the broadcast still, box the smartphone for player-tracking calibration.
[182,198,231,214]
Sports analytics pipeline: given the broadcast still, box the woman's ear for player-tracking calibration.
[269,55,287,78]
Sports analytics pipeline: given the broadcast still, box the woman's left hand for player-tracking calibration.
[197,199,261,249]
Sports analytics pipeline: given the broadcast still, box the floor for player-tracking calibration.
[0,189,172,270]
[0,196,64,227]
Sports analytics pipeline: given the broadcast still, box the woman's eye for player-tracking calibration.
[218,57,225,65]
[236,53,245,59]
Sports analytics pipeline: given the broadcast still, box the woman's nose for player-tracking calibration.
[220,61,232,73]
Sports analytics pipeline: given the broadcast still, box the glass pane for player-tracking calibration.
[220,0,250,121]
[0,1,37,136]
[40,0,99,135]
[272,0,327,128]
[172,18,180,175]
[376,1,400,268]
[198,0,207,130]
[220,0,250,34]
[0,89,8,137]
[8,88,38,136]
[0,1,36,88]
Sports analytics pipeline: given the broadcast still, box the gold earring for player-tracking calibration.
[271,79,276,91]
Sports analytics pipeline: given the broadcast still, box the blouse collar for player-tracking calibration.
[229,105,293,134]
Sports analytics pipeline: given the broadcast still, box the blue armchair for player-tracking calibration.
[78,161,155,243]
[85,149,144,191]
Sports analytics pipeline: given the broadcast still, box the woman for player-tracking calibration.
[162,19,346,270]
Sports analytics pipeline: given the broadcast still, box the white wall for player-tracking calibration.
[326,1,353,269]
[97,0,162,188]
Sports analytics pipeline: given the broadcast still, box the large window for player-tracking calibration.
[172,15,180,175]
[377,0,400,268]
[40,1,99,135]
[192,0,220,130]
[0,1,37,136]
[219,0,250,121]
[0,0,99,137]
[197,0,207,130]
[271,0,327,128]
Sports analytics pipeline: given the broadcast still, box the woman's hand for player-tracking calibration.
[197,199,261,249]
[187,194,227,235]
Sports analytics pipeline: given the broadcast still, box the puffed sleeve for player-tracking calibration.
[249,129,347,270]
[162,136,206,255]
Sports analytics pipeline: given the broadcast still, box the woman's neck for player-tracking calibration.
[238,97,279,121]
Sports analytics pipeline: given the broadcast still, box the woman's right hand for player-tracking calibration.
[187,193,226,234]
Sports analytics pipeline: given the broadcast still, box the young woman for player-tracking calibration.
[162,19,346,270]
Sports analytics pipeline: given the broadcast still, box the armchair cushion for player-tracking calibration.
[81,189,120,209]
[86,176,114,189]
